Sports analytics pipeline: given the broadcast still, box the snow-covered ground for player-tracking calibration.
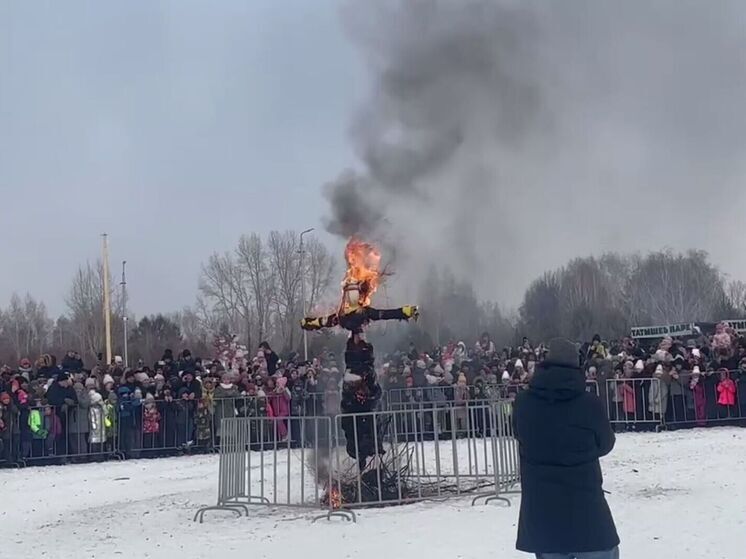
[1,428,745,559]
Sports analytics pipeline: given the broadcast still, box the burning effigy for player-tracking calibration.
[301,238,418,507]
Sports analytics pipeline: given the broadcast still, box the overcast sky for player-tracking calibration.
[3,1,746,319]
[0,1,360,316]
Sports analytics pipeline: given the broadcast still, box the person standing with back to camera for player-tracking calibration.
[513,337,620,559]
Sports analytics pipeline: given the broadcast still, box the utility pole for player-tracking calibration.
[121,260,128,368]
[299,228,314,361]
[102,234,113,365]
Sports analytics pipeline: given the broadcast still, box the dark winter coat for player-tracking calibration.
[265,351,279,376]
[513,361,619,554]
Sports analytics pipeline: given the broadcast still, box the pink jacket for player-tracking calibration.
[717,378,737,406]
[620,382,636,414]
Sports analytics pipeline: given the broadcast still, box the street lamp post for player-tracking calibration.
[299,228,315,361]
[121,261,129,368]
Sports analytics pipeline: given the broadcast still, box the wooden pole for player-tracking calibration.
[102,234,113,365]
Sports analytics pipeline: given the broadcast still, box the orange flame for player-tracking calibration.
[329,486,342,510]
[342,238,382,307]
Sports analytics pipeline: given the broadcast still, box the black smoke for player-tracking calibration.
[324,0,746,304]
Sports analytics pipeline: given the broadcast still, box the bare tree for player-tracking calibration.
[304,236,336,313]
[0,293,52,361]
[65,260,121,361]
[627,250,725,324]
[726,280,746,316]
[199,252,252,345]
[267,230,303,353]
[129,314,183,365]
[236,233,275,347]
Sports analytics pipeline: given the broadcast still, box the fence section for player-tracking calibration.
[195,401,520,523]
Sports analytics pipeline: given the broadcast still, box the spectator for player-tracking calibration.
[266,377,290,440]
[88,391,106,457]
[142,393,161,449]
[453,373,470,435]
[213,374,240,444]
[717,369,737,418]
[259,342,280,376]
[194,399,212,448]
[68,382,90,457]
[690,366,707,427]
[179,349,198,375]
[513,337,619,558]
[61,350,84,374]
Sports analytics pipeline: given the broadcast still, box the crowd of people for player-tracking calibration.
[1,323,746,466]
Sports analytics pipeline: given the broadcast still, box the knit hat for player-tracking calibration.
[545,338,579,369]
[692,366,701,375]
[634,360,645,372]
[144,392,155,402]
[90,391,103,405]
[85,378,97,390]
[502,370,511,381]
[654,364,663,376]
[103,374,115,386]
[114,356,123,365]
[514,359,524,369]
[154,373,165,383]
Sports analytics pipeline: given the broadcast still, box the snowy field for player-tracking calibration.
[2,428,745,559]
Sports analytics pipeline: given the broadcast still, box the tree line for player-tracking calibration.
[0,239,744,367]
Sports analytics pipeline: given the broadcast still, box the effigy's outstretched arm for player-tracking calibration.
[365,305,419,322]
[301,314,339,331]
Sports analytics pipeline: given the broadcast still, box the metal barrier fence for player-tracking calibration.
[605,378,665,431]
[2,373,742,468]
[194,401,520,523]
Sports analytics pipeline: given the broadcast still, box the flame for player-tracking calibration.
[342,238,382,307]
[329,486,342,510]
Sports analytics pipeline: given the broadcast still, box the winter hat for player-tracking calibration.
[0,392,10,405]
[634,360,645,372]
[177,387,190,398]
[103,374,115,386]
[135,372,149,384]
[502,370,511,381]
[90,391,103,405]
[154,373,165,384]
[654,364,663,376]
[546,338,579,368]
[514,359,524,369]
[691,348,701,358]
[144,393,155,402]
[114,356,123,365]
[416,360,426,370]
[19,358,32,369]
[85,377,97,390]
[692,366,701,375]
[276,376,287,390]
[133,388,143,399]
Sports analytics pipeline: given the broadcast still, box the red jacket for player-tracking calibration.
[143,406,161,434]
[717,379,737,406]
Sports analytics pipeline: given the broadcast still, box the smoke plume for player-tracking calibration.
[324,0,746,305]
